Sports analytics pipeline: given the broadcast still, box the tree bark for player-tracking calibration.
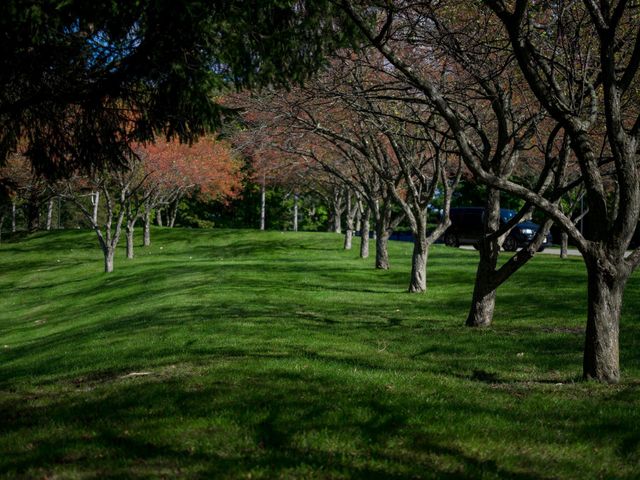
[408,236,429,293]
[126,220,135,259]
[104,247,115,273]
[260,176,266,231]
[330,189,343,233]
[11,201,16,232]
[465,249,499,327]
[343,192,358,250]
[169,206,178,228]
[375,222,390,270]
[143,208,151,247]
[582,258,627,383]
[46,198,54,230]
[466,188,501,327]
[344,229,353,250]
[360,205,370,259]
[0,212,5,244]
[92,191,100,225]
[156,209,163,227]
[560,231,569,259]
[293,193,299,231]
[333,210,342,234]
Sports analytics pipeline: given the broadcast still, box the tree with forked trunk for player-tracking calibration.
[59,169,144,273]
[342,0,640,382]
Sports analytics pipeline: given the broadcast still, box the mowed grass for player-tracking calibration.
[0,228,639,479]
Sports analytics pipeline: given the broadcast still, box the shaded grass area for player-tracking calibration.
[0,228,639,479]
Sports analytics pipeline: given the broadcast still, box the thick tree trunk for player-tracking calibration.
[375,221,390,270]
[143,209,151,247]
[46,198,54,230]
[126,221,135,259]
[330,190,343,233]
[344,229,353,250]
[465,255,498,327]
[156,209,163,227]
[582,259,627,383]
[333,212,342,234]
[260,177,266,231]
[104,248,115,273]
[360,206,370,259]
[560,231,569,259]
[11,201,16,232]
[466,189,501,327]
[408,237,429,293]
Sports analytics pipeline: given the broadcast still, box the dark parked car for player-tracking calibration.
[443,207,552,251]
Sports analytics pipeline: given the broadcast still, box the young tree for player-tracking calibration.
[59,170,141,273]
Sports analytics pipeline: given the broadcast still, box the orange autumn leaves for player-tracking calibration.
[137,136,243,203]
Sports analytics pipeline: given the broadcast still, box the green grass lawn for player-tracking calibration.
[0,228,639,479]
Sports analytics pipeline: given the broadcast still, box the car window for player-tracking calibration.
[500,209,516,223]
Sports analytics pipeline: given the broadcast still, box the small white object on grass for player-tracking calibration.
[120,372,152,379]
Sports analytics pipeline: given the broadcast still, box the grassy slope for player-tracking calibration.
[0,228,638,479]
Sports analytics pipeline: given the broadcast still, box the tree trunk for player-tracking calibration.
[26,197,40,232]
[126,221,135,259]
[169,203,178,228]
[360,206,370,259]
[143,209,151,247]
[104,247,115,273]
[260,176,266,231]
[466,188,501,327]
[293,193,299,232]
[11,201,16,232]
[375,221,390,270]
[156,209,163,227]
[408,237,429,293]
[344,229,353,250]
[582,259,627,383]
[92,191,100,225]
[46,198,54,230]
[465,251,499,327]
[333,209,342,234]
[560,231,569,259]
[0,212,5,244]
[344,193,356,250]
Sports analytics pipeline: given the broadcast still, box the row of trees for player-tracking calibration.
[0,137,242,271]
[2,1,638,384]
[228,1,640,383]
[345,0,640,384]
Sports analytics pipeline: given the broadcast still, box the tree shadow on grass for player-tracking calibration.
[3,366,628,479]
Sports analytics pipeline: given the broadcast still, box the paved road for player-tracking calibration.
[460,246,635,258]
[459,245,582,257]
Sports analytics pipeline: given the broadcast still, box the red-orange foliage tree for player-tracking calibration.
[227,92,328,232]
[135,136,243,246]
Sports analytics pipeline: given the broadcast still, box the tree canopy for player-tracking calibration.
[0,0,354,177]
